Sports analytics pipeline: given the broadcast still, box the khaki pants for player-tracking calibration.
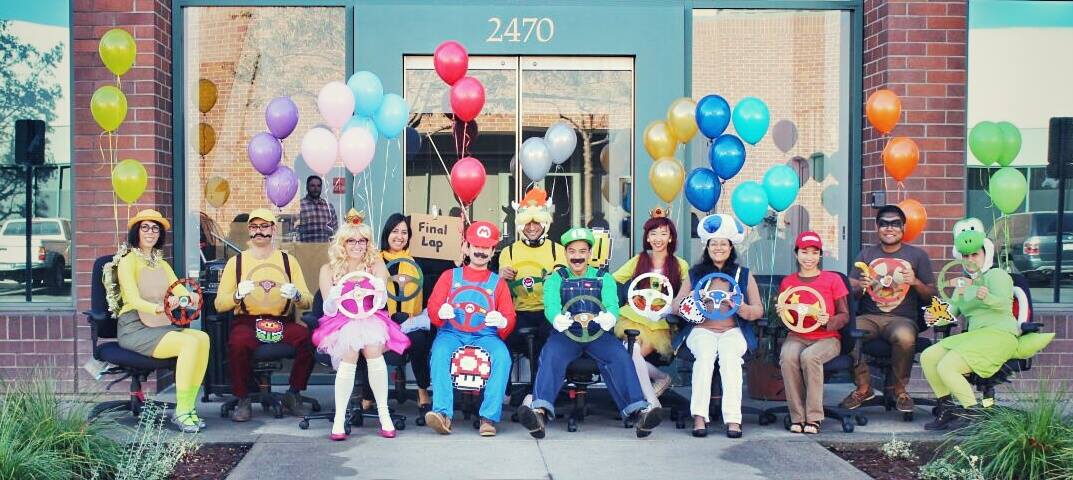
[780,336,840,423]
[852,313,918,391]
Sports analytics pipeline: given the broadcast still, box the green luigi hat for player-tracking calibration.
[561,227,595,248]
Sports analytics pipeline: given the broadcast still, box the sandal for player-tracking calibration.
[789,423,803,433]
[803,422,820,434]
[725,423,742,439]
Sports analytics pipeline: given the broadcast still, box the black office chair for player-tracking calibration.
[85,255,176,419]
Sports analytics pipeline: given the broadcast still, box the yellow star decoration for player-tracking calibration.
[788,293,801,304]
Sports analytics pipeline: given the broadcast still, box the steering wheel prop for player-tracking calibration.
[244,262,291,313]
[335,271,387,320]
[446,285,496,332]
[937,259,979,304]
[627,272,674,322]
[690,272,743,321]
[164,278,203,327]
[776,285,828,334]
[561,294,606,343]
[508,260,553,295]
[384,257,424,303]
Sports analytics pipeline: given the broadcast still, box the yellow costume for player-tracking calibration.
[381,250,424,316]
[612,255,690,357]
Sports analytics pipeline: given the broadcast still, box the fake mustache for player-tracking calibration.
[471,252,490,260]
[250,233,273,239]
[569,258,587,265]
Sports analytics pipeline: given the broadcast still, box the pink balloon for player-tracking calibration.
[450,76,485,123]
[317,81,355,130]
[450,156,486,206]
[339,126,375,175]
[301,127,338,176]
[434,41,468,86]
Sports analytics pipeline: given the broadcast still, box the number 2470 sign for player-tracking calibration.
[487,17,554,43]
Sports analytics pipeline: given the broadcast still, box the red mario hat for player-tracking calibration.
[795,231,824,252]
[466,221,500,248]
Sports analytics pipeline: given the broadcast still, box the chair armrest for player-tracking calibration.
[624,328,640,354]
[390,312,409,325]
[661,313,684,327]
[849,328,866,338]
[1021,322,1043,334]
[301,312,320,331]
[517,326,537,337]
[83,310,109,324]
[848,328,866,363]
[932,323,956,338]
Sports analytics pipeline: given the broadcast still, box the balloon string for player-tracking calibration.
[425,131,471,222]
[766,211,779,300]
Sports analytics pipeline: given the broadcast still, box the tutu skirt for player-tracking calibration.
[313,311,410,369]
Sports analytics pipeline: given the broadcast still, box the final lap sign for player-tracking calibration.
[410,213,464,261]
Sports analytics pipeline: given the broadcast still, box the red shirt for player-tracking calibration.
[427,265,517,340]
[779,271,848,341]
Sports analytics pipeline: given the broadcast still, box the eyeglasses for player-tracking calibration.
[345,238,369,246]
[139,224,161,233]
[248,223,274,231]
[877,219,904,229]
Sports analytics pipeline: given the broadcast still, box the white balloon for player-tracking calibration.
[317,81,356,130]
[339,126,375,175]
[300,127,338,176]
[520,137,553,182]
[544,121,577,165]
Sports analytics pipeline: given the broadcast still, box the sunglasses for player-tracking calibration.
[139,224,161,233]
[877,219,904,229]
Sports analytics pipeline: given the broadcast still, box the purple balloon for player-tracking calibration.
[265,97,299,139]
[264,165,298,207]
[248,132,282,175]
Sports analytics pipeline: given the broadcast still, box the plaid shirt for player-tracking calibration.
[298,196,337,242]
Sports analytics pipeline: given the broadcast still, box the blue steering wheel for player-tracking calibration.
[691,272,743,321]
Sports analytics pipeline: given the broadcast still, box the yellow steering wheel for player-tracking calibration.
[777,285,828,334]
[243,262,291,314]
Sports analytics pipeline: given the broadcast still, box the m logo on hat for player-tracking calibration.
[477,225,492,239]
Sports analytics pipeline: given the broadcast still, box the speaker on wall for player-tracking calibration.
[1047,117,1073,179]
[14,119,46,166]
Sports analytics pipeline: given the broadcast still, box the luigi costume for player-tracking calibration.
[516,227,662,438]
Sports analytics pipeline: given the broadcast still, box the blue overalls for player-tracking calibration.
[429,268,513,422]
[530,269,648,418]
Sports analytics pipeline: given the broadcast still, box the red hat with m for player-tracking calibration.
[466,221,500,248]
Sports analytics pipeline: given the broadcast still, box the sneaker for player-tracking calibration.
[517,405,547,439]
[924,408,957,431]
[171,412,202,433]
[634,407,663,438]
[652,376,673,398]
[281,391,310,417]
[479,419,497,437]
[839,389,875,410]
[191,411,207,429]
[950,408,982,435]
[895,392,915,413]
[231,397,252,422]
[425,411,452,434]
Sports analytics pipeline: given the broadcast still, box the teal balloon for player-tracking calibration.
[731,181,769,227]
[684,168,721,212]
[347,71,384,117]
[969,121,1003,166]
[762,165,800,212]
[731,97,770,145]
[344,115,379,141]
[374,93,410,140]
[995,121,1022,167]
[989,167,1028,214]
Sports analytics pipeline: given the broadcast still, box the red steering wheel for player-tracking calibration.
[164,278,203,327]
[446,285,496,333]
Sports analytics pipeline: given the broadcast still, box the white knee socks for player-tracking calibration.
[631,348,660,407]
[367,356,395,432]
[332,362,357,435]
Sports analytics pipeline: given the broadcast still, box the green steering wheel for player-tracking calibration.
[936,259,980,304]
[560,294,606,343]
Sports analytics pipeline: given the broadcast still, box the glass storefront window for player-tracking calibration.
[0,3,72,302]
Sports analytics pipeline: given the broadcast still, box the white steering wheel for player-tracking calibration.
[335,271,387,320]
[626,272,674,322]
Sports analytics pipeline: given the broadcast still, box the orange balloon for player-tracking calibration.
[898,198,927,243]
[883,137,919,182]
[866,89,901,135]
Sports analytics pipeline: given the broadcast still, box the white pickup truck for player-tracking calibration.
[0,218,71,294]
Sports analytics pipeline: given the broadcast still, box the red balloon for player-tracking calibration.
[450,156,486,206]
[434,41,468,86]
[450,77,485,123]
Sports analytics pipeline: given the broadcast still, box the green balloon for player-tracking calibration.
[969,121,1002,167]
[995,121,1022,167]
[989,167,1027,214]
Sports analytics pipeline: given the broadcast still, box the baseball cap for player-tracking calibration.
[560,227,595,248]
[795,231,823,251]
[248,208,278,224]
[465,221,500,248]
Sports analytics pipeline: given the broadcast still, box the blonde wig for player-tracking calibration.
[328,222,380,280]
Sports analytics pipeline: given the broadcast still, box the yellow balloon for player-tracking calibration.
[205,176,231,208]
[98,28,136,77]
[199,79,218,114]
[199,122,217,156]
[112,159,148,205]
[649,157,685,203]
[91,85,127,133]
[643,121,676,160]
[666,97,698,143]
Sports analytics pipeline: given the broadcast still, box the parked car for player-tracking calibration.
[989,211,1073,284]
[0,218,71,294]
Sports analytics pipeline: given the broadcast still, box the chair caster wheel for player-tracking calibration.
[344,424,352,435]
[221,405,229,418]
[675,418,686,429]
[902,412,914,422]
[783,415,792,431]
[623,420,634,429]
[759,413,776,425]
[567,419,579,433]
[397,420,406,431]
[415,415,426,427]
[299,419,310,430]
[311,400,322,412]
[273,405,284,419]
[842,419,854,433]
[473,419,481,430]
[511,413,519,423]
[856,415,868,426]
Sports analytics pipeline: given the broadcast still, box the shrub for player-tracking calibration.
[881,434,914,461]
[110,400,200,480]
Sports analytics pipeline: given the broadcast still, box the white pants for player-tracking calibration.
[686,327,747,424]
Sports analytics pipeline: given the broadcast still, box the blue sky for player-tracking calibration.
[0,1,69,27]
[971,0,1073,29]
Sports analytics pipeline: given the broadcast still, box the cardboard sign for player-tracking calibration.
[332,177,345,194]
[410,213,464,261]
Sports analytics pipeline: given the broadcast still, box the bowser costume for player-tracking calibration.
[425,221,517,435]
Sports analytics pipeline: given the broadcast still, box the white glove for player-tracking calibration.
[437,303,456,319]
[400,311,431,334]
[485,311,508,329]
[552,313,573,332]
[595,312,617,331]
[235,281,255,300]
[370,276,387,293]
[328,282,344,300]
[280,283,300,300]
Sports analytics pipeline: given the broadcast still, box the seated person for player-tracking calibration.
[515,228,663,439]
[115,209,209,433]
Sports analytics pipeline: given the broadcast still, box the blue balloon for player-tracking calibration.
[374,93,410,140]
[343,115,379,141]
[347,71,384,117]
[731,181,769,227]
[732,96,770,145]
[685,168,721,212]
[695,94,731,139]
[709,134,746,181]
[762,164,801,212]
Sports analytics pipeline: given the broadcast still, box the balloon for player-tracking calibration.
[989,167,1028,214]
[684,168,720,212]
[545,121,578,165]
[265,165,299,208]
[90,85,127,132]
[762,164,801,212]
[205,176,230,208]
[788,156,810,187]
[98,28,136,77]
[772,119,798,153]
[198,122,216,156]
[898,198,927,242]
[265,97,299,139]
[247,132,283,175]
[198,79,218,114]
[643,120,676,159]
[709,134,746,180]
[434,41,469,86]
[666,97,698,143]
[866,89,901,134]
[453,119,478,154]
[450,156,486,206]
[996,121,1022,167]
[111,159,147,205]
[317,81,355,130]
[347,71,384,117]
[300,127,338,176]
[731,181,769,227]
[969,121,1003,166]
[450,76,485,122]
[374,93,410,140]
[649,158,685,203]
[344,116,379,141]
[695,94,731,139]
[339,126,376,175]
[520,137,553,182]
[731,97,770,145]
[882,137,919,182]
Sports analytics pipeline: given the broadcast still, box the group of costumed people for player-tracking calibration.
[108,189,1052,438]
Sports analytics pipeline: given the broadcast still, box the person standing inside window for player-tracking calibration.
[298,175,338,243]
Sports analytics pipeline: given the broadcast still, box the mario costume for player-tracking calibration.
[425,221,517,434]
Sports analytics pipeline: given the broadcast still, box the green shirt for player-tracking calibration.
[946,268,1019,336]
[543,266,620,323]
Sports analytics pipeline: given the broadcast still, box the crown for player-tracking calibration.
[649,206,670,219]
[345,209,366,226]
